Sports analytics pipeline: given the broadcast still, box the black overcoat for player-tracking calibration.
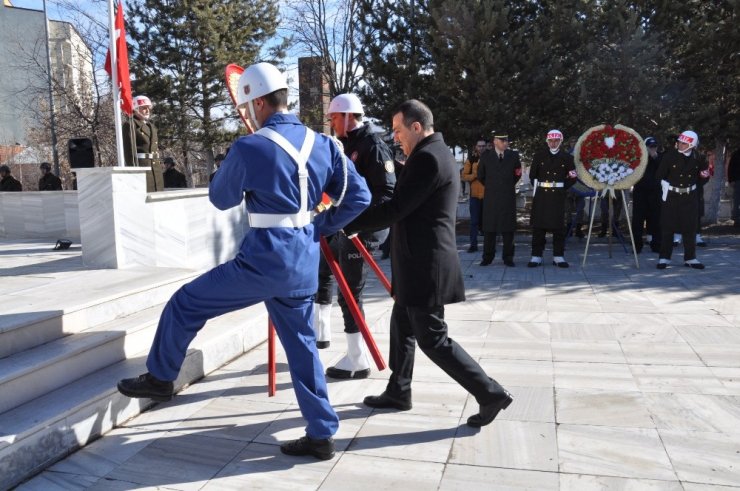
[529,148,576,229]
[477,149,521,232]
[345,132,465,308]
[655,148,708,231]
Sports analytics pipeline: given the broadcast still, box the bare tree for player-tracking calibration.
[282,0,365,96]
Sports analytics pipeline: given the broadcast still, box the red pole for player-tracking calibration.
[268,319,276,397]
[320,236,386,371]
[350,235,392,295]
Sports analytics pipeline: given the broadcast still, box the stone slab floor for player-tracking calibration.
[11,231,740,491]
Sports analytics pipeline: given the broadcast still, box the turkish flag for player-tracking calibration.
[104,1,133,115]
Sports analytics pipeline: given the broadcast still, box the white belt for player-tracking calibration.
[668,184,696,194]
[137,153,155,159]
[249,127,315,228]
[537,181,564,188]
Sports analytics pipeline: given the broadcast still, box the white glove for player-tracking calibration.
[661,180,669,202]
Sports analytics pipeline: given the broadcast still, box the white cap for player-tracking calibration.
[328,93,364,115]
[546,129,563,140]
[678,130,698,147]
[236,62,288,107]
[133,95,152,110]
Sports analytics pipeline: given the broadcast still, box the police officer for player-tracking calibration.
[0,165,22,191]
[478,132,521,266]
[631,137,662,253]
[123,95,163,191]
[315,93,396,380]
[38,162,62,190]
[528,129,577,268]
[162,157,187,188]
[656,130,709,269]
[117,63,371,460]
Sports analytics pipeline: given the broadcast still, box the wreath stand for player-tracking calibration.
[582,187,640,268]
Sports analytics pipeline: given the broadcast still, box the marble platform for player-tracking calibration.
[0,191,80,241]
[12,228,740,490]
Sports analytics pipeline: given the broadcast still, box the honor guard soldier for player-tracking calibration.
[315,93,396,380]
[528,129,577,268]
[123,95,164,191]
[656,130,709,269]
[117,62,371,460]
[478,132,521,266]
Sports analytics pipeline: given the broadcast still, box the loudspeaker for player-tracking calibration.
[68,138,95,168]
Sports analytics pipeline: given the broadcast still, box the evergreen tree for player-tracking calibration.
[127,0,283,181]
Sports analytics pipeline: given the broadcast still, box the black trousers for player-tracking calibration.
[600,195,624,234]
[316,232,385,333]
[632,189,661,248]
[531,228,565,257]
[386,303,504,405]
[482,231,515,261]
[659,193,698,261]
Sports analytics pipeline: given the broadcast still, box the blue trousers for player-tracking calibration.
[469,197,482,246]
[146,258,339,440]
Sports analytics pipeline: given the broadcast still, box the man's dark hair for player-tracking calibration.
[0,164,10,174]
[393,99,434,130]
[263,88,289,108]
[40,162,52,171]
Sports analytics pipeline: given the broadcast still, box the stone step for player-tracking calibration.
[0,301,269,490]
[0,268,196,359]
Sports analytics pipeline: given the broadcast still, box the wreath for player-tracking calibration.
[574,124,648,191]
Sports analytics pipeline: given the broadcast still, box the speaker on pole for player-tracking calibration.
[68,138,95,168]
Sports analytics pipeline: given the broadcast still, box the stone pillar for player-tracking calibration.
[76,167,154,268]
[298,56,332,134]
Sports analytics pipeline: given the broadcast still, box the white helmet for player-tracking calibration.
[678,130,698,148]
[236,62,288,107]
[328,93,364,115]
[546,129,563,140]
[133,95,152,110]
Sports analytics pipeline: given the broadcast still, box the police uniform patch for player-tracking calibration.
[384,160,395,173]
[350,151,359,162]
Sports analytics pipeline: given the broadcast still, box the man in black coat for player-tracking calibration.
[162,157,188,188]
[0,165,22,191]
[345,99,512,428]
[631,137,662,253]
[656,130,709,269]
[315,93,396,380]
[478,132,521,266]
[38,162,63,190]
[528,129,576,268]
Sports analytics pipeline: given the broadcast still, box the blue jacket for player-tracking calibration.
[210,113,371,296]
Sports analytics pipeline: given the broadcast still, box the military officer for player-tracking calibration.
[478,132,521,266]
[656,130,709,269]
[528,129,577,268]
[123,95,163,191]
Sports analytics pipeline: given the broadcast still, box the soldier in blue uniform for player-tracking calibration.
[117,63,371,460]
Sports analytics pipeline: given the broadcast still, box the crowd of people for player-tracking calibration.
[462,129,726,270]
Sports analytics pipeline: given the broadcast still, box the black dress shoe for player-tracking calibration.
[363,391,412,411]
[117,373,174,402]
[696,241,707,247]
[598,231,607,238]
[503,259,515,267]
[479,258,493,266]
[316,340,330,349]
[685,262,705,269]
[656,263,668,270]
[467,245,478,253]
[527,261,541,268]
[467,391,513,427]
[280,436,335,460]
[553,261,569,268]
[326,366,371,379]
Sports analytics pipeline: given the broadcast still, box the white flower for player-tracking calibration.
[604,136,615,148]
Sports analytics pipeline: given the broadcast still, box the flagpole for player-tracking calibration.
[108,0,125,167]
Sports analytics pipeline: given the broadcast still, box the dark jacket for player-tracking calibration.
[39,173,63,191]
[345,132,465,307]
[529,147,576,229]
[478,148,521,232]
[634,152,663,195]
[123,117,158,166]
[656,148,709,230]
[0,175,22,191]
[163,167,187,188]
[341,123,396,243]
[728,148,740,183]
